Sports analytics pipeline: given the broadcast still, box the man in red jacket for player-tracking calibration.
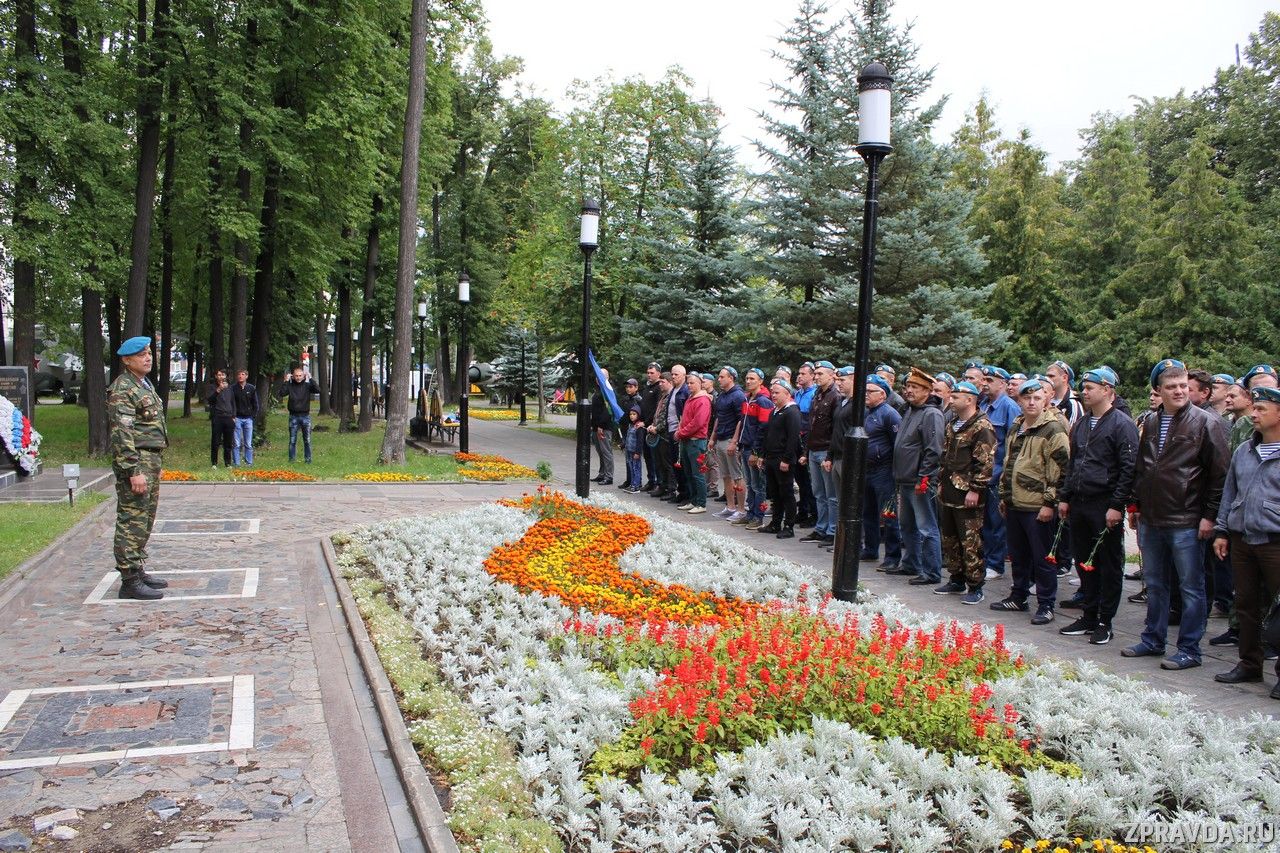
[676,372,712,514]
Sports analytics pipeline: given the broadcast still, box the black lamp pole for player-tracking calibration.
[576,198,600,498]
[519,331,527,426]
[458,273,470,453]
[833,61,894,602]
[416,300,426,402]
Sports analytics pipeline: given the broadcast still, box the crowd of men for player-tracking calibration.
[592,357,1280,698]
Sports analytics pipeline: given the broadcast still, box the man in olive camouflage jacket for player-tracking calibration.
[107,336,170,600]
[934,381,995,605]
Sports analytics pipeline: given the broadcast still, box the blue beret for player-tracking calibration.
[721,365,738,380]
[1080,366,1118,388]
[836,365,857,377]
[1010,372,1028,381]
[801,361,815,370]
[963,359,984,370]
[953,381,981,396]
[814,360,835,371]
[747,367,766,381]
[1018,378,1045,396]
[772,378,795,394]
[874,363,895,375]
[934,372,956,389]
[1150,358,1186,388]
[116,336,152,357]
[1050,360,1074,382]
[1252,386,1280,405]
[775,365,792,377]
[1242,364,1277,387]
[866,375,892,395]
[982,366,1010,381]
[701,372,715,382]
[1212,373,1235,385]
[1029,373,1050,384]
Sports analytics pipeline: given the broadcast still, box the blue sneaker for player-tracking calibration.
[1120,643,1164,658]
[1160,652,1201,670]
[961,589,985,606]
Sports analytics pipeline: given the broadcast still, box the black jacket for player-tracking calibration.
[590,391,614,429]
[1132,402,1229,526]
[279,377,320,415]
[1060,406,1139,511]
[763,403,801,465]
[233,382,259,419]
[207,384,236,419]
[829,397,853,462]
[639,380,662,425]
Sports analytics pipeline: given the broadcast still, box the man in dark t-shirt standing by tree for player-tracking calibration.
[279,365,321,464]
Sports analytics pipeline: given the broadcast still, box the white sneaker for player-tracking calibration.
[714,507,733,519]
[984,567,1003,580]
[677,503,694,511]
[687,506,706,515]
[727,511,748,523]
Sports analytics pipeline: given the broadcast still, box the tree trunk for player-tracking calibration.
[158,71,178,410]
[358,195,381,431]
[81,288,110,454]
[124,0,171,338]
[229,116,252,371]
[183,277,199,418]
[335,244,353,431]
[431,189,454,404]
[11,0,38,377]
[247,157,280,430]
[315,309,331,415]
[380,0,428,464]
[208,194,225,372]
[106,291,123,379]
[535,328,546,422]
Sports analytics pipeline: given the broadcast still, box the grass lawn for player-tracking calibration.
[527,425,576,441]
[0,492,108,581]
[33,402,460,482]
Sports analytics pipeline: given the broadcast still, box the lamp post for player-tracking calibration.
[416,300,427,401]
[458,272,470,453]
[576,198,600,498]
[518,329,527,426]
[833,61,893,602]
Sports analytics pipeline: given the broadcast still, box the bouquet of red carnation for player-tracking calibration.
[1045,522,1065,565]
[1077,526,1115,572]
[696,452,709,474]
[881,500,897,520]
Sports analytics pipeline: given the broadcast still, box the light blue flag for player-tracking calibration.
[588,349,624,420]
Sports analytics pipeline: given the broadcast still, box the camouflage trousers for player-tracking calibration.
[113,450,162,577]
[940,503,985,589]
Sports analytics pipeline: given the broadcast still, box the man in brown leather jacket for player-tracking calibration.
[1122,359,1229,671]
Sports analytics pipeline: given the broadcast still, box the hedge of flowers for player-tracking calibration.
[455,451,539,481]
[160,469,197,481]
[343,471,433,483]
[468,408,522,421]
[339,492,1280,852]
[0,395,40,475]
[233,468,316,482]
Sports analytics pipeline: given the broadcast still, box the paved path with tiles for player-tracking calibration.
[0,412,1272,851]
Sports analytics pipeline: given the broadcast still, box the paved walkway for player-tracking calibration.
[0,412,1271,851]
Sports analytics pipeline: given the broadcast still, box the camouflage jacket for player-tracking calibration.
[940,412,996,508]
[108,370,169,472]
[999,409,1070,511]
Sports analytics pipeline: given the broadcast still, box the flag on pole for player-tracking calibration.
[588,349,624,420]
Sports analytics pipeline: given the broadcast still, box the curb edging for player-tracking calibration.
[319,537,460,853]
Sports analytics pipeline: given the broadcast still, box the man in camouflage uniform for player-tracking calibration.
[108,337,170,600]
[933,381,995,605]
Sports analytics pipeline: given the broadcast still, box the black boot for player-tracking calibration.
[119,574,163,600]
[138,570,169,589]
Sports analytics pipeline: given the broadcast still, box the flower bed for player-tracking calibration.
[468,408,521,421]
[343,472,433,482]
[338,492,1280,852]
[160,470,197,482]
[454,452,539,481]
[233,468,316,482]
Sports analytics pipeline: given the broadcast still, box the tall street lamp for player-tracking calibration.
[518,329,528,426]
[833,61,893,602]
[458,272,470,453]
[576,198,600,498]
[416,300,427,401]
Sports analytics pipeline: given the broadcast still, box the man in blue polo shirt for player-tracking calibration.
[980,365,1023,580]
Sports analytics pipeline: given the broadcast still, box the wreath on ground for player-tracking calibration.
[0,396,41,475]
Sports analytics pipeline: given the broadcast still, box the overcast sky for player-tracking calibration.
[482,0,1274,168]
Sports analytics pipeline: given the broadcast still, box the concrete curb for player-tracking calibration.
[0,498,113,613]
[319,537,460,853]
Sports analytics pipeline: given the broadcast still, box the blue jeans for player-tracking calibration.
[810,450,837,535]
[1139,525,1207,659]
[233,417,255,465]
[982,482,1008,573]
[626,454,642,488]
[862,465,901,562]
[680,439,708,507]
[288,414,313,463]
[897,484,942,582]
[745,458,767,520]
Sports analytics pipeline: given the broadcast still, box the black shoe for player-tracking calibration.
[1058,617,1095,636]
[1124,569,1143,581]
[1059,595,1085,610]
[1030,606,1055,625]
[860,552,877,561]
[592,474,605,482]
[1089,624,1113,645]
[775,527,795,539]
[138,571,169,589]
[796,517,816,529]
[1128,589,1147,604]
[877,559,899,570]
[1056,564,1072,578]
[715,494,728,503]
[119,577,163,600]
[884,566,915,576]
[662,494,683,503]
[819,534,835,545]
[799,531,825,543]
[989,598,1028,612]
[599,478,613,486]
[759,524,781,535]
[1271,683,1280,700]
[933,581,965,595]
[908,576,938,586]
[1214,664,1263,684]
[641,483,657,493]
[618,482,632,490]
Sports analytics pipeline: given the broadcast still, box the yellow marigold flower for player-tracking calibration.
[1037,842,1051,852]
[1001,842,1014,851]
